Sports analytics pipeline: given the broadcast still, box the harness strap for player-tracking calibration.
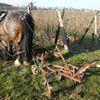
[25,19,34,34]
[0,11,7,22]
[0,41,24,57]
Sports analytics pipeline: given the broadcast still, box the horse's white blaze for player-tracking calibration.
[14,58,21,66]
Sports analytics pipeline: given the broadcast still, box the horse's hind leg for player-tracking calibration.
[14,37,31,66]
[14,57,22,66]
[14,44,23,66]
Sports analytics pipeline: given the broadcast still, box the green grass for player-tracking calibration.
[0,64,47,100]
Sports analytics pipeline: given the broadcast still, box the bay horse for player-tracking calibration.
[0,11,34,66]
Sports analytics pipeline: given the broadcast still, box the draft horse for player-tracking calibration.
[0,11,34,66]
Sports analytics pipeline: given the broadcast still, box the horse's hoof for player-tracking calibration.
[23,61,29,66]
[14,59,21,66]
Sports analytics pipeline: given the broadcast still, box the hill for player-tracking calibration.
[0,3,12,7]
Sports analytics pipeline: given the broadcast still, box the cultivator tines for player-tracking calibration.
[32,46,98,98]
[56,63,96,83]
[73,63,96,80]
[39,46,97,83]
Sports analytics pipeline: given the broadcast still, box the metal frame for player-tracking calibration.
[39,46,97,83]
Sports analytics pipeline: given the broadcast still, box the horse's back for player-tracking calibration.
[0,12,25,46]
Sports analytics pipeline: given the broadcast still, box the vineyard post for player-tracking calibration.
[56,9,68,50]
[93,15,98,48]
[27,2,33,14]
[27,6,31,14]
[95,15,97,36]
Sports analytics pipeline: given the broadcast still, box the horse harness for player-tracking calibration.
[0,11,8,22]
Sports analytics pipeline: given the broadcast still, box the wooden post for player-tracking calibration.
[27,2,33,14]
[95,15,97,36]
[79,11,99,44]
[27,6,30,14]
[93,15,98,48]
[27,6,31,14]
[56,9,68,50]
[94,15,99,38]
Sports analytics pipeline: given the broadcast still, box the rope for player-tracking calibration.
[0,41,24,57]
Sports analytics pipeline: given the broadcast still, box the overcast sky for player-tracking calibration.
[0,0,100,10]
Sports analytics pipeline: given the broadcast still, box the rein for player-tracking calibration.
[24,19,34,34]
[0,11,7,22]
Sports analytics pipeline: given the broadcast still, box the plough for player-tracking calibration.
[37,46,99,83]
[31,46,100,98]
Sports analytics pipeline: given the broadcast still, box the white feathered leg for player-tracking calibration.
[14,58,22,66]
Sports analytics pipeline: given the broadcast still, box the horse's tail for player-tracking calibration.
[22,13,34,63]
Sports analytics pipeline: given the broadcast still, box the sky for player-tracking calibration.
[0,0,100,10]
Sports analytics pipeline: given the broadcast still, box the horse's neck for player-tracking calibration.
[0,12,7,22]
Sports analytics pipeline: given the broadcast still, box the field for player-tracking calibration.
[32,9,100,35]
[0,9,100,100]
